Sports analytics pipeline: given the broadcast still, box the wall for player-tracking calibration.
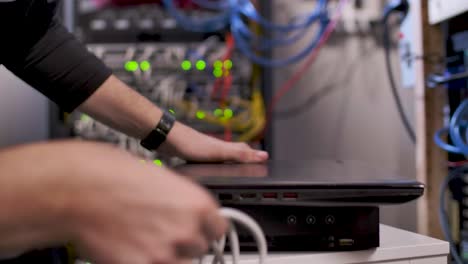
[0,67,49,147]
[271,0,418,231]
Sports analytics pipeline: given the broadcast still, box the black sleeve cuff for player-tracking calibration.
[3,18,112,112]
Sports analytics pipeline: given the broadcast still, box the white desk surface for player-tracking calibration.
[203,224,450,264]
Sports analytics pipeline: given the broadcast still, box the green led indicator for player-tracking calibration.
[214,108,223,117]
[80,114,91,122]
[224,108,233,119]
[125,61,139,72]
[181,60,192,71]
[213,68,223,78]
[140,61,151,71]
[224,59,233,70]
[153,159,163,166]
[169,109,175,115]
[213,60,223,69]
[196,60,206,71]
[196,110,206,119]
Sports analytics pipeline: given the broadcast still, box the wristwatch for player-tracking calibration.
[140,110,175,150]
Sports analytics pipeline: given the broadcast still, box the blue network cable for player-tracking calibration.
[231,15,327,67]
[233,8,326,50]
[162,0,330,67]
[434,127,465,154]
[434,100,468,156]
[191,0,230,10]
[162,0,231,32]
[236,0,327,32]
[435,100,468,264]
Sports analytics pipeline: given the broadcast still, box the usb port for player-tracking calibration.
[218,193,233,201]
[283,192,298,199]
[262,192,278,199]
[338,239,354,246]
[240,193,257,199]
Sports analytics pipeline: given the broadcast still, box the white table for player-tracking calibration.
[203,225,450,264]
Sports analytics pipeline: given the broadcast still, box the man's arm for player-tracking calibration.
[78,75,269,162]
[2,3,268,162]
[79,75,161,140]
[2,5,112,113]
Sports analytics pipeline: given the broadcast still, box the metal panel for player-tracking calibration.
[429,0,468,24]
[0,67,48,147]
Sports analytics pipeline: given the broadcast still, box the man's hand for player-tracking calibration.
[67,142,228,263]
[80,75,269,163]
[160,122,269,163]
[0,141,228,263]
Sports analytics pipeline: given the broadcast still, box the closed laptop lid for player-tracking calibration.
[174,160,424,205]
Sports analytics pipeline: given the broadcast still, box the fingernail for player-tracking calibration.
[256,151,268,159]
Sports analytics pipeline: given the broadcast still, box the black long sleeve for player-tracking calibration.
[0,0,112,112]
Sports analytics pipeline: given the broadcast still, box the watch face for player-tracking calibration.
[159,111,175,134]
[140,111,175,150]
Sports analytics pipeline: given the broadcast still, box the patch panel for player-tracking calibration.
[75,2,226,43]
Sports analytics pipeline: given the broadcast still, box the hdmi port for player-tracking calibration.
[240,193,257,200]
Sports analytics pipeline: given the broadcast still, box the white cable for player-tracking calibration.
[207,207,268,264]
[75,208,267,264]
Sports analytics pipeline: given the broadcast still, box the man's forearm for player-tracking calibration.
[78,75,162,139]
[76,74,269,162]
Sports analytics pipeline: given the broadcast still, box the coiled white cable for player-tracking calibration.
[203,207,267,264]
[75,208,267,264]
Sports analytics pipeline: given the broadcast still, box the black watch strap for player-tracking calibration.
[140,111,175,150]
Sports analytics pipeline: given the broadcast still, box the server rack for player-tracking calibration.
[444,12,468,263]
[52,0,274,161]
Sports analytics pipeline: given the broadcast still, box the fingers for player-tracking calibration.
[226,142,269,163]
[175,235,209,259]
[202,210,229,241]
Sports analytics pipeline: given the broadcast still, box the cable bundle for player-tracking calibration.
[434,99,468,156]
[162,0,330,67]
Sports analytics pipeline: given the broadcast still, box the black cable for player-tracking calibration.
[382,8,416,144]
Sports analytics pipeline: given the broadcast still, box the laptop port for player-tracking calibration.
[262,192,278,199]
[240,193,257,200]
[338,239,354,246]
[283,192,298,199]
[218,193,233,201]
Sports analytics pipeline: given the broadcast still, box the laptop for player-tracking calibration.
[174,160,424,205]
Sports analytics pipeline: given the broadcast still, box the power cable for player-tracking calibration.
[382,0,416,143]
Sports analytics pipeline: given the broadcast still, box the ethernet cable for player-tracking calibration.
[162,0,330,67]
[192,0,230,10]
[229,0,329,67]
[162,0,231,32]
[230,14,327,67]
[208,207,267,264]
[434,99,468,156]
